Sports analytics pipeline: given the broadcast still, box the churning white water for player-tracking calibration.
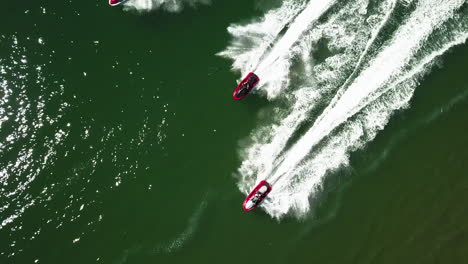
[220,0,468,219]
[123,0,211,12]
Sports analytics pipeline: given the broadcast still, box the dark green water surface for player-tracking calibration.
[1,0,467,263]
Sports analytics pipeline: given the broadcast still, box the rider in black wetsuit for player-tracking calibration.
[252,192,262,203]
[236,73,258,98]
[249,74,258,83]
[236,82,250,97]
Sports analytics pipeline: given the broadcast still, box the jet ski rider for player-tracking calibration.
[237,82,250,97]
[252,192,263,203]
[241,82,250,92]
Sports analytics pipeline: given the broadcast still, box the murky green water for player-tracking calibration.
[1,0,467,263]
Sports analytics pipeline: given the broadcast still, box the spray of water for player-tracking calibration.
[255,0,337,98]
[218,0,314,99]
[273,0,465,181]
[123,0,211,12]
[221,0,467,219]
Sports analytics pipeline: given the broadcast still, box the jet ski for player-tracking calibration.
[242,180,272,211]
[109,0,128,6]
[233,72,260,100]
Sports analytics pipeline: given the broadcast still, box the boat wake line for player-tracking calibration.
[220,0,468,218]
[121,0,211,12]
[218,0,337,99]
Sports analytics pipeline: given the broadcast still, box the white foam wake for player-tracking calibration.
[218,0,335,99]
[238,0,397,194]
[271,0,465,183]
[255,0,336,98]
[268,31,468,218]
[235,0,467,219]
[218,0,307,73]
[124,0,210,12]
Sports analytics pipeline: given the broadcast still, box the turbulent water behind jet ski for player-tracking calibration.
[220,0,468,219]
[123,0,211,12]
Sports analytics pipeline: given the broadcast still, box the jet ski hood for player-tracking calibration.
[242,180,272,211]
[109,0,128,6]
[233,72,260,100]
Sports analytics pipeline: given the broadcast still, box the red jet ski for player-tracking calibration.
[109,0,128,6]
[233,72,260,100]
[242,180,272,211]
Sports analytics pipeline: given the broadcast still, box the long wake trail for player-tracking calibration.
[230,0,467,219]
[218,0,336,99]
[270,0,465,184]
[255,0,336,75]
[123,0,211,12]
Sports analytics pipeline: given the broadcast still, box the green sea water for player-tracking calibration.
[1,0,467,263]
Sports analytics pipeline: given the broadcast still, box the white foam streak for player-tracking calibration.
[239,0,396,187]
[124,0,210,12]
[271,0,465,183]
[230,0,468,219]
[218,0,336,99]
[266,31,468,218]
[256,0,336,98]
[238,87,320,193]
[257,0,335,74]
[218,0,306,73]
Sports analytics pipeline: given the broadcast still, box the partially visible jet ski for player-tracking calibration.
[242,180,272,211]
[109,0,128,6]
[233,72,260,100]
